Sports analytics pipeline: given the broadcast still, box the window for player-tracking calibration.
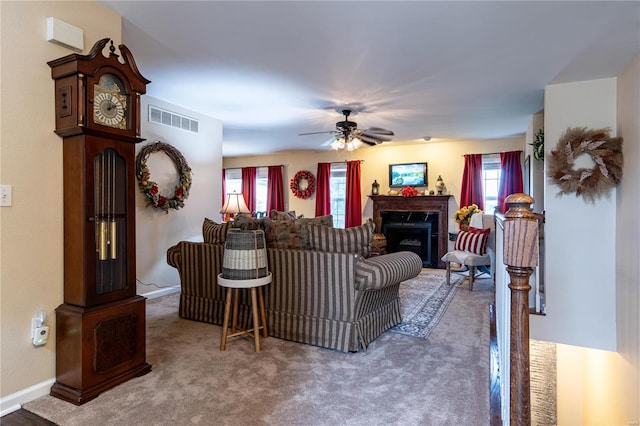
[225,168,242,194]
[255,168,268,214]
[330,164,346,228]
[224,167,268,214]
[482,154,501,213]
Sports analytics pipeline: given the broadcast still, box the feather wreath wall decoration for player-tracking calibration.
[548,127,623,202]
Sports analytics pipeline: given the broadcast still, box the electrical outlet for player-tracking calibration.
[0,185,12,206]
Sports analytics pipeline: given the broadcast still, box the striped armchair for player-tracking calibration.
[167,242,422,352]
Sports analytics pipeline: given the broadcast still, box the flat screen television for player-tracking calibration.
[389,162,428,187]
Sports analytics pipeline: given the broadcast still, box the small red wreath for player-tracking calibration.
[290,170,316,199]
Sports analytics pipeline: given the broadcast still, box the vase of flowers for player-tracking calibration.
[454,204,482,230]
[401,186,419,197]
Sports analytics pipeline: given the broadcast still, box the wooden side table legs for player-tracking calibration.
[257,287,267,338]
[220,288,233,352]
[250,287,261,352]
[219,286,268,352]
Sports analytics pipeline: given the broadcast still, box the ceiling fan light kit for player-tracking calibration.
[301,108,394,151]
[330,136,363,151]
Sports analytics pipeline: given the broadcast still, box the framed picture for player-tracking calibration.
[389,162,428,187]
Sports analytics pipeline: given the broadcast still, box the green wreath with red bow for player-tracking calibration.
[136,141,192,213]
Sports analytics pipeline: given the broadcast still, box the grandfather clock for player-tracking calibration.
[48,38,151,405]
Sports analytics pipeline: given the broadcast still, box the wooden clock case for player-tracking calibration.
[48,38,152,405]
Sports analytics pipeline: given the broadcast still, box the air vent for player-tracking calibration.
[148,105,199,133]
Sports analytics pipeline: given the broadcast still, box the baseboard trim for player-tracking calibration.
[140,286,180,300]
[0,378,55,417]
[1,288,176,416]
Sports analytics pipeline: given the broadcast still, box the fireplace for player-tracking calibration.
[370,195,451,268]
[382,212,437,267]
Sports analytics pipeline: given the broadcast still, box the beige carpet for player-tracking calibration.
[24,269,493,426]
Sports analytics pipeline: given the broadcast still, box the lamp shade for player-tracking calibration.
[346,137,363,151]
[330,137,346,151]
[221,230,269,281]
[220,192,250,215]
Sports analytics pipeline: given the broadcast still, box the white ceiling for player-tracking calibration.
[100,1,640,157]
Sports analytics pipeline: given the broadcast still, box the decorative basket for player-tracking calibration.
[222,230,269,280]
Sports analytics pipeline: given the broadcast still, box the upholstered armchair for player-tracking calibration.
[441,213,494,291]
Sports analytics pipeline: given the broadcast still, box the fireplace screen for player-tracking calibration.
[381,211,439,267]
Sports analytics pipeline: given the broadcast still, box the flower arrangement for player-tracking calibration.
[290,170,316,199]
[454,204,482,225]
[135,141,192,213]
[401,186,418,197]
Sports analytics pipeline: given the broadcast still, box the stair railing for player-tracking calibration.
[497,194,539,425]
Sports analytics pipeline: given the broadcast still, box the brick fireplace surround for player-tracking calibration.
[370,195,452,268]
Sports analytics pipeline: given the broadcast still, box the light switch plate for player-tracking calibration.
[0,185,12,206]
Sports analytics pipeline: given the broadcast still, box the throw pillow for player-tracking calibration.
[270,210,297,220]
[309,221,375,258]
[202,218,231,244]
[454,228,490,255]
[263,220,308,250]
[296,215,333,228]
[232,215,268,231]
[468,226,490,235]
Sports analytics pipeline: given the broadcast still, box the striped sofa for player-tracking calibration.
[167,221,422,352]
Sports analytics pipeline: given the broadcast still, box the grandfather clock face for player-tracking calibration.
[93,74,130,130]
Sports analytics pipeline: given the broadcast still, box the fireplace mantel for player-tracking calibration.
[370,195,452,268]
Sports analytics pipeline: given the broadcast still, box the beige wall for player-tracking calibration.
[537,78,618,351]
[615,54,640,425]
[542,56,640,425]
[525,111,545,213]
[135,96,223,295]
[0,0,122,404]
[223,136,524,231]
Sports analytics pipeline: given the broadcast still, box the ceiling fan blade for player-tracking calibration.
[321,135,338,146]
[360,135,384,145]
[299,130,336,136]
[361,132,392,142]
[362,127,394,136]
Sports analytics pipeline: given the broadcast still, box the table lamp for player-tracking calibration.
[220,192,250,221]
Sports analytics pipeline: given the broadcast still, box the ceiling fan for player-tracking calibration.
[299,109,394,151]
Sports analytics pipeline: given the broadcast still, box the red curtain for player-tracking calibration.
[315,163,331,217]
[267,165,284,215]
[241,167,256,213]
[460,154,485,210]
[498,151,523,213]
[345,160,362,228]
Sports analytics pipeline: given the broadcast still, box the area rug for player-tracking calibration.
[390,269,462,339]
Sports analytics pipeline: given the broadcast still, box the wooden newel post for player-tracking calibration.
[503,193,538,426]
